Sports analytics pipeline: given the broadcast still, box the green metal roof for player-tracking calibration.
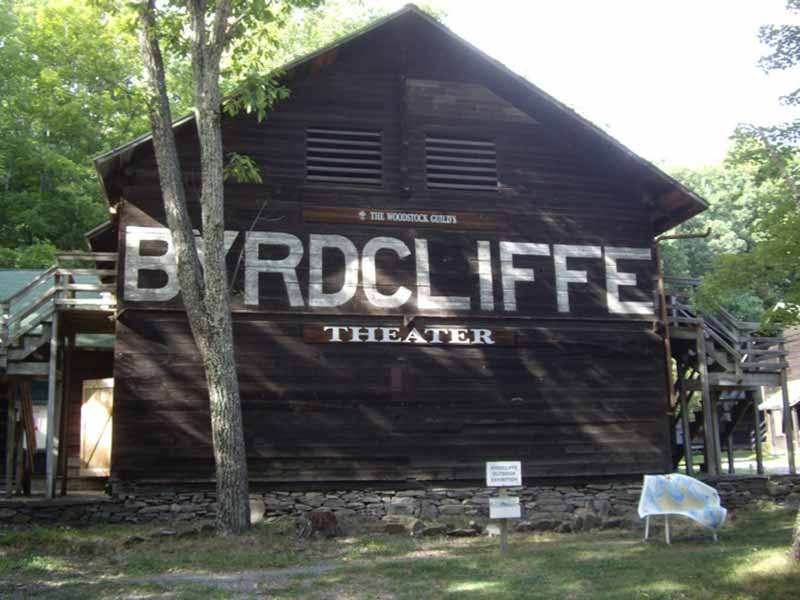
[0,269,114,348]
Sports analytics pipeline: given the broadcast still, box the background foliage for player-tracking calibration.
[661,0,800,327]
[0,0,402,268]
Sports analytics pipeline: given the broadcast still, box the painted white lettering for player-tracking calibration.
[309,234,359,307]
[471,329,495,345]
[415,239,471,311]
[324,326,348,342]
[350,326,378,342]
[477,240,494,311]
[500,241,551,312]
[604,247,654,315]
[553,244,602,313]
[381,327,402,342]
[403,328,429,344]
[124,227,239,302]
[124,226,179,302]
[361,237,412,308]
[245,232,305,307]
[448,328,471,345]
[424,328,448,344]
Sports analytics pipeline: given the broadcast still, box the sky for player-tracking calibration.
[371,0,800,168]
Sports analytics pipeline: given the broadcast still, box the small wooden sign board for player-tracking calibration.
[486,461,522,487]
[486,461,522,554]
[303,206,508,230]
[489,496,521,519]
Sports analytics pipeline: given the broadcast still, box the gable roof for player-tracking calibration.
[95,3,707,234]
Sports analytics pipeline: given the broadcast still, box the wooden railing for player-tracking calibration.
[662,276,787,376]
[0,252,117,348]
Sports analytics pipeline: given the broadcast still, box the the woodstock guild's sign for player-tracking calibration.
[302,206,508,230]
[124,226,654,315]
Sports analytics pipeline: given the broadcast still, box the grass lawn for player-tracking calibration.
[0,504,798,599]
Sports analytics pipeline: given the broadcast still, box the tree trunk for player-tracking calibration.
[205,333,250,532]
[136,0,250,534]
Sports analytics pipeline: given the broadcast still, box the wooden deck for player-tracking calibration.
[664,277,795,477]
[1,253,117,499]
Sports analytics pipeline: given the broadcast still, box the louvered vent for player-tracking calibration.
[426,135,498,191]
[306,128,382,185]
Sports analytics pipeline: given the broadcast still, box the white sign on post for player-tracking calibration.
[486,461,522,487]
[490,496,521,519]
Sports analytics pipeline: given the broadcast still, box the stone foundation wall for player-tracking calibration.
[2,475,799,529]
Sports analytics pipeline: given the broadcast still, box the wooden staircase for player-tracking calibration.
[1,252,117,497]
[664,277,795,476]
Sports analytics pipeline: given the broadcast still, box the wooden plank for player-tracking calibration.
[677,365,693,475]
[55,298,116,307]
[779,341,796,475]
[61,283,116,293]
[45,313,60,499]
[705,373,782,387]
[5,381,15,496]
[7,362,50,376]
[752,388,765,475]
[13,410,25,494]
[55,269,116,277]
[59,334,75,496]
[19,382,35,473]
[56,252,118,261]
[696,328,719,476]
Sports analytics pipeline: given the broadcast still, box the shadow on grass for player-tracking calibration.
[1,506,798,599]
[288,506,800,600]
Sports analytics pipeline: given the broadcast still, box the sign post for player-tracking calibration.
[486,461,522,553]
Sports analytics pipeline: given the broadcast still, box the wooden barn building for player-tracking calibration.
[2,6,795,506]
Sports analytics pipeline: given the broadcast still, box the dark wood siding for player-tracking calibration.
[113,312,670,483]
[111,23,672,486]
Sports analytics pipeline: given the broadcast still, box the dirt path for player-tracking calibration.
[130,552,451,595]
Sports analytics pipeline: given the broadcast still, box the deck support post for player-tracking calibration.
[677,364,693,475]
[779,341,796,475]
[696,328,719,476]
[14,414,24,494]
[45,314,60,499]
[5,381,16,496]
[752,389,765,474]
[712,392,723,475]
[58,333,75,496]
[727,430,735,474]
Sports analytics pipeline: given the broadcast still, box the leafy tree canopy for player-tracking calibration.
[0,0,420,269]
[668,0,800,328]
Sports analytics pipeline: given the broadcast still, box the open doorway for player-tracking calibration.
[80,378,113,476]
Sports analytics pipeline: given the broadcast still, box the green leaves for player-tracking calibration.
[223,152,263,184]
[0,0,145,261]
[222,72,290,122]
